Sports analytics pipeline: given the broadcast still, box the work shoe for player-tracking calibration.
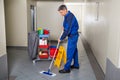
[59,69,71,73]
[71,65,79,69]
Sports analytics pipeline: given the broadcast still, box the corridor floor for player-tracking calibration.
[8,37,96,80]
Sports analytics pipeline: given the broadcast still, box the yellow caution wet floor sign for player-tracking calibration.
[54,46,66,68]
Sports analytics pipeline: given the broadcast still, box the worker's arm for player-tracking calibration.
[60,16,73,41]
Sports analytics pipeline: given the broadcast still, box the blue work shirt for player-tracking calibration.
[60,11,79,40]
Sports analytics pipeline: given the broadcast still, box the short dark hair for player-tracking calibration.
[58,5,67,11]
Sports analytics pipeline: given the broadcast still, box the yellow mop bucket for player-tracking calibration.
[54,46,67,68]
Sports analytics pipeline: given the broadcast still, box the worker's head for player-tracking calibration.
[58,5,68,16]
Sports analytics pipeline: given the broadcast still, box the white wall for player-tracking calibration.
[82,0,120,73]
[64,0,84,3]
[5,0,28,46]
[5,0,37,46]
[106,0,120,68]
[0,0,6,56]
[36,1,63,40]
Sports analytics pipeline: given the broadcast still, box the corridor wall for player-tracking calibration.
[36,1,63,40]
[82,0,120,76]
[0,0,8,79]
[5,0,28,46]
[5,0,36,47]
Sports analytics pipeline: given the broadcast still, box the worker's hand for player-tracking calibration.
[62,27,64,31]
[58,39,61,43]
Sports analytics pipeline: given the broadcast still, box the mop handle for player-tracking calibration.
[48,31,63,71]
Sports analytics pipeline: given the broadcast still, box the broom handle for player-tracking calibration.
[48,31,63,71]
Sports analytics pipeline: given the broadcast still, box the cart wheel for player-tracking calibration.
[33,60,36,64]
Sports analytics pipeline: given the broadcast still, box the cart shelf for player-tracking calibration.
[39,34,49,38]
[39,45,49,48]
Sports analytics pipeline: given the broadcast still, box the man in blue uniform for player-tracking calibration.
[58,5,79,73]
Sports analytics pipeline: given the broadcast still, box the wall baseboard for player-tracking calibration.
[0,54,8,80]
[7,46,27,50]
[81,34,105,80]
[8,76,16,80]
[105,59,120,80]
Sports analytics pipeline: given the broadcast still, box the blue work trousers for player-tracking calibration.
[64,34,79,70]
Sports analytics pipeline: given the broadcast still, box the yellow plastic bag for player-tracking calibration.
[54,46,66,68]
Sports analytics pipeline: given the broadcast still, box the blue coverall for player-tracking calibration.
[60,11,79,70]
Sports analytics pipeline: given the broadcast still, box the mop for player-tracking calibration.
[40,32,62,77]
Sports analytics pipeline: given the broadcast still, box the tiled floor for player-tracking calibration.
[8,37,96,80]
